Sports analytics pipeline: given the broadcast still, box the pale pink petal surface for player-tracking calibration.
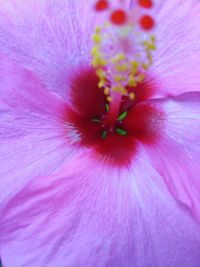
[0,0,129,98]
[1,148,200,267]
[152,0,200,95]
[135,0,200,96]
[0,0,98,97]
[0,54,74,207]
[143,92,200,222]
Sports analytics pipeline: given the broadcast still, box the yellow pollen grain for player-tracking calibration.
[104,87,110,95]
[93,34,102,44]
[137,73,145,82]
[114,75,126,82]
[142,63,149,70]
[92,58,107,68]
[92,59,99,68]
[99,59,107,67]
[143,36,156,55]
[148,43,156,50]
[129,92,135,100]
[111,53,126,63]
[91,46,100,56]
[107,96,112,102]
[115,64,128,72]
[98,79,105,88]
[122,88,128,95]
[111,85,126,95]
[128,75,137,87]
[96,69,105,79]
[131,61,139,75]
[131,61,139,69]
[117,85,124,93]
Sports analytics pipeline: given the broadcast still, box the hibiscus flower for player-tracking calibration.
[0,0,200,266]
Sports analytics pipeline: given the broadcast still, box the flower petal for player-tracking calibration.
[0,54,73,207]
[142,92,200,223]
[1,151,200,267]
[0,0,96,96]
[150,0,200,96]
[0,0,131,98]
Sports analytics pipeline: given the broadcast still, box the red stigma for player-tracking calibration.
[139,15,154,31]
[110,9,127,25]
[95,0,109,11]
[138,0,153,8]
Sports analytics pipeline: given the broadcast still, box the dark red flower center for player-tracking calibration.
[66,67,163,167]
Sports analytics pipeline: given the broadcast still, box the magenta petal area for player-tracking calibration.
[66,67,161,167]
[1,152,200,267]
[142,92,200,223]
[0,54,72,206]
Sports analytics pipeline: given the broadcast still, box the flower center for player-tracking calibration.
[65,0,160,167]
[66,68,160,166]
[91,92,128,140]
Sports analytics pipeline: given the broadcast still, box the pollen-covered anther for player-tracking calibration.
[104,87,110,95]
[107,96,113,102]
[128,75,137,87]
[111,53,126,63]
[129,92,136,100]
[114,75,126,83]
[115,64,128,72]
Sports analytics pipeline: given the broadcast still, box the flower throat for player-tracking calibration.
[66,0,158,166]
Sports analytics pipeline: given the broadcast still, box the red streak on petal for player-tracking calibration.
[139,15,154,31]
[110,9,127,25]
[95,0,109,11]
[138,0,153,8]
[69,68,106,117]
[123,103,163,143]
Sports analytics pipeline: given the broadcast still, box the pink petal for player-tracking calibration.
[1,151,200,267]
[151,0,200,96]
[0,0,97,96]
[142,92,200,223]
[0,54,73,207]
[0,0,130,97]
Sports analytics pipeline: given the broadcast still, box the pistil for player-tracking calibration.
[92,0,156,102]
[103,92,122,128]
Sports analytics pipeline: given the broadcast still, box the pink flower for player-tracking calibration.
[0,0,200,266]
